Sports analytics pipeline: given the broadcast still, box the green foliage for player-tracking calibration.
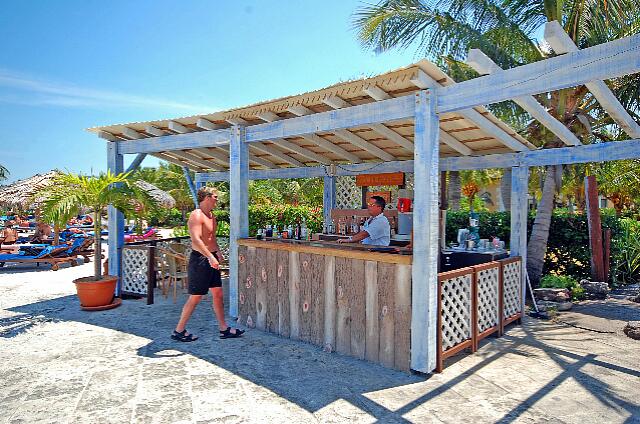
[445,211,510,244]
[540,274,585,301]
[610,218,640,285]
[37,170,159,279]
[445,209,637,285]
[171,225,189,237]
[540,274,578,290]
[248,204,323,236]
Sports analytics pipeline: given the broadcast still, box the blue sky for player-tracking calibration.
[0,0,419,184]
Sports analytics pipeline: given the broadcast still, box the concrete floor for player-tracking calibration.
[1,258,639,423]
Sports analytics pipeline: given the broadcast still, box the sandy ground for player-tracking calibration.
[1,256,639,423]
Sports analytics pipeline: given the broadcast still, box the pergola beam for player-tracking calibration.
[116,129,230,154]
[250,143,305,167]
[171,150,226,171]
[467,49,582,146]
[438,32,640,113]
[195,138,640,181]
[246,95,415,142]
[544,21,640,138]
[168,121,192,134]
[411,69,529,152]
[322,95,398,161]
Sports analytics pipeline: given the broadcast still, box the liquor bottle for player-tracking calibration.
[301,218,308,240]
[295,221,301,240]
[266,224,273,238]
[351,215,358,234]
[359,216,365,232]
[328,220,334,235]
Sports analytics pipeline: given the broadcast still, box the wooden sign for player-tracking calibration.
[356,172,404,187]
[366,191,391,205]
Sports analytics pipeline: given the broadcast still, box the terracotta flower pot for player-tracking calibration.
[73,275,118,307]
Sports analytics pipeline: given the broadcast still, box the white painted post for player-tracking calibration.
[411,90,439,373]
[107,143,125,295]
[229,126,249,318]
[323,176,336,227]
[510,166,529,313]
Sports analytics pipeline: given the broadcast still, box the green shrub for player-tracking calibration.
[540,274,577,289]
[610,218,640,285]
[540,274,584,301]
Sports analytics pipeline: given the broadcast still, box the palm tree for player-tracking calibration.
[353,0,640,284]
[0,165,9,181]
[39,171,155,279]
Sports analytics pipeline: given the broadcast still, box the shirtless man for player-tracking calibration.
[172,187,244,342]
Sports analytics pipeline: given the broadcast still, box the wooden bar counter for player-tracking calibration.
[237,238,413,371]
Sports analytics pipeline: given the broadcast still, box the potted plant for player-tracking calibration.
[40,171,157,308]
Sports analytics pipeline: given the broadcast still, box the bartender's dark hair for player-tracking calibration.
[370,195,386,209]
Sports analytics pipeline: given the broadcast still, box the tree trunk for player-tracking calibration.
[94,220,102,279]
[448,171,461,210]
[500,168,512,212]
[527,165,560,286]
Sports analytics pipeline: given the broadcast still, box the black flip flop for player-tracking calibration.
[219,327,245,339]
[171,329,199,342]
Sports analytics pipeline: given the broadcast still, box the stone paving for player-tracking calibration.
[1,259,639,423]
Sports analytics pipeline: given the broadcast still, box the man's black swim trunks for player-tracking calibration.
[188,250,222,295]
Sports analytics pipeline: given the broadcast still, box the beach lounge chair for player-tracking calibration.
[124,228,157,243]
[0,244,78,271]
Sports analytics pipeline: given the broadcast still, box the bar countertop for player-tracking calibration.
[237,238,413,265]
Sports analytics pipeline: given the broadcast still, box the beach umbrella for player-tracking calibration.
[133,180,175,209]
[0,170,61,210]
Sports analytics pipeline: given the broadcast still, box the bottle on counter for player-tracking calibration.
[301,218,308,240]
[294,221,301,240]
[351,215,358,234]
[265,224,273,238]
[359,216,365,232]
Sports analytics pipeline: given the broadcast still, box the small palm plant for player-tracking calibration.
[40,170,156,280]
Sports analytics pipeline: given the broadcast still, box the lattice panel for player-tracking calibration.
[122,248,149,295]
[476,266,500,332]
[503,260,522,318]
[335,173,414,210]
[335,176,361,209]
[440,274,472,350]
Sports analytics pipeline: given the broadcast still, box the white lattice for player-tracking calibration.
[122,248,149,295]
[335,173,415,210]
[476,266,500,332]
[335,176,361,209]
[503,260,522,318]
[440,274,472,350]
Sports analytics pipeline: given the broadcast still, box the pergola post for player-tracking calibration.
[107,143,125,295]
[323,176,336,227]
[510,166,529,312]
[182,166,198,209]
[411,90,439,373]
[229,126,249,318]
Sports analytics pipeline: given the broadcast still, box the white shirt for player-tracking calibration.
[361,214,390,246]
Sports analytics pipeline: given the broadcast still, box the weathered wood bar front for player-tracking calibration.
[237,239,413,371]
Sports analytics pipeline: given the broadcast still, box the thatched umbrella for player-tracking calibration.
[133,180,175,209]
[0,170,61,210]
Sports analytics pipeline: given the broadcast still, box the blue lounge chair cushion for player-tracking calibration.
[0,245,55,261]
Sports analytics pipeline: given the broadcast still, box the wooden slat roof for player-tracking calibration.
[89,60,536,172]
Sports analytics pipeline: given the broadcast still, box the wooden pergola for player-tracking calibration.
[91,22,640,373]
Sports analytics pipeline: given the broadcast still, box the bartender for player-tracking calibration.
[337,195,390,246]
